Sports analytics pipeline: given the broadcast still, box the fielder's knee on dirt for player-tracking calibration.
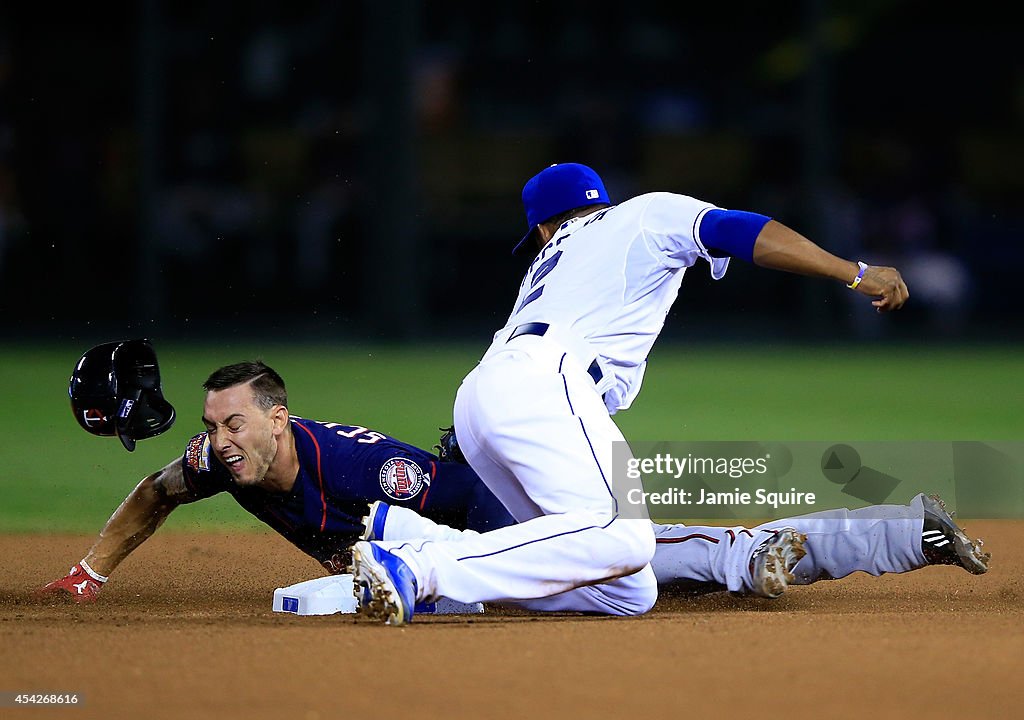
[599,563,658,616]
[605,517,657,578]
[635,584,658,614]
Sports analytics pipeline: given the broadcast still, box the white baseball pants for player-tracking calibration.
[384,334,657,615]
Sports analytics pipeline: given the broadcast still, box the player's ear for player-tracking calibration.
[270,405,290,434]
[536,222,555,245]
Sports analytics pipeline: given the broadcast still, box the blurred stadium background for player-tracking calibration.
[0,2,1020,529]
[2,1,1021,341]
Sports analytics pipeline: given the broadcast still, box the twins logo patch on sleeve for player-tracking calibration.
[379,457,428,500]
[185,433,212,472]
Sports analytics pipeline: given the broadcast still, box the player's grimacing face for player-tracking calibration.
[202,384,280,486]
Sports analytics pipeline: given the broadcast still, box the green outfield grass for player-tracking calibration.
[0,341,1021,532]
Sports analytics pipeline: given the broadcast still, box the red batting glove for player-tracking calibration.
[36,561,108,604]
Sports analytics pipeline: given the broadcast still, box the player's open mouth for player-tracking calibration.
[225,455,244,467]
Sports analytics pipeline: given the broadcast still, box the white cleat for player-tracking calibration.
[350,541,417,626]
[360,500,389,541]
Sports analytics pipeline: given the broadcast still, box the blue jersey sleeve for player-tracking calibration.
[419,461,515,533]
[292,420,439,515]
[313,423,514,531]
[285,419,514,544]
[319,426,515,531]
[179,432,231,501]
[342,433,438,508]
[697,208,770,262]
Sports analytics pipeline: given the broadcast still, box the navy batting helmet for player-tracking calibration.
[69,338,176,451]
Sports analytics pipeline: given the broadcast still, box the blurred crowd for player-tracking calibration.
[0,2,1020,341]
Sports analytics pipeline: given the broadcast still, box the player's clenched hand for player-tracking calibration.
[855,265,909,312]
[35,563,107,604]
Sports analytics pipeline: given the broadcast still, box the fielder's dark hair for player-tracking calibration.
[527,202,611,253]
[203,361,287,410]
[541,202,611,230]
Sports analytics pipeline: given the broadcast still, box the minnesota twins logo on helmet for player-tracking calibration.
[379,457,427,500]
[82,408,107,428]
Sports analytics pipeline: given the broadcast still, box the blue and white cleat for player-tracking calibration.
[360,501,390,542]
[350,541,417,626]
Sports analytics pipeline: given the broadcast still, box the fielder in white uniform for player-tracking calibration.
[351,162,911,624]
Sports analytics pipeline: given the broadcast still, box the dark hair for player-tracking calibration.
[203,361,287,410]
[541,202,611,230]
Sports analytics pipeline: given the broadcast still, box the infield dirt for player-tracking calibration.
[3,523,1022,720]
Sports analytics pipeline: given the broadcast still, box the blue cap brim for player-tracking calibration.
[512,227,537,256]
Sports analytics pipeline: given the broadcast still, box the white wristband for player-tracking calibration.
[847,261,868,290]
[79,559,109,584]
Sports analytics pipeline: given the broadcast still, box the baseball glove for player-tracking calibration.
[435,426,467,464]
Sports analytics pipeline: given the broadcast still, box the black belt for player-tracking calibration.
[507,322,603,385]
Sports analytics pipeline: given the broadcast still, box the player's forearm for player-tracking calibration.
[752,220,860,284]
[83,472,178,577]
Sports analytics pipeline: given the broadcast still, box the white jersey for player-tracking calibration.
[391,192,730,615]
[482,191,730,414]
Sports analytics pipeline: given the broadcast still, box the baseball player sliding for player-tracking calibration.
[41,348,988,606]
[42,355,514,602]
[348,162,915,625]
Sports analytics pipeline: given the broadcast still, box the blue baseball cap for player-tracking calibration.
[513,163,610,254]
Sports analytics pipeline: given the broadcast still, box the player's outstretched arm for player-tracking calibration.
[751,219,909,312]
[36,458,188,603]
